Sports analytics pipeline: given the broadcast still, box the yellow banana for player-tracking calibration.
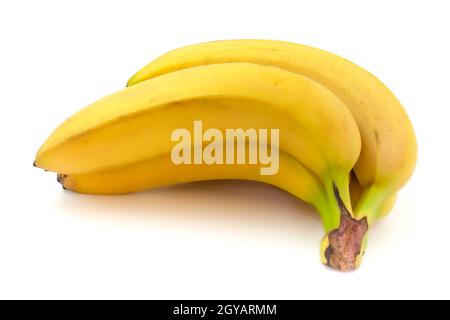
[35,63,364,271]
[60,148,380,271]
[59,149,338,229]
[126,39,417,225]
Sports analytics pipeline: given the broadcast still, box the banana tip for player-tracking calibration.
[57,174,68,188]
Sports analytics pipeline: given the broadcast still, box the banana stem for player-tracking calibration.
[321,173,353,233]
[313,193,340,233]
[355,184,392,225]
[319,173,369,272]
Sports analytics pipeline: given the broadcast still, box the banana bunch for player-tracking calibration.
[34,40,417,271]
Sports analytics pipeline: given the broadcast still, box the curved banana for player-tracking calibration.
[126,39,417,225]
[63,154,396,219]
[61,151,377,272]
[60,148,378,271]
[59,149,338,229]
[35,63,363,270]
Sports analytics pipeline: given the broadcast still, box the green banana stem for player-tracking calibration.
[320,173,353,233]
[314,191,341,233]
[355,184,392,225]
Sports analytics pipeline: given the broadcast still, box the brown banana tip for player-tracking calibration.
[57,174,67,186]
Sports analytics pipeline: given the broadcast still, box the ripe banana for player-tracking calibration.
[35,40,417,271]
[126,39,417,226]
[58,148,339,230]
[62,147,397,270]
[35,62,365,271]
[62,153,396,221]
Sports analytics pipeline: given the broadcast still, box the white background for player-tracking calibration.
[0,0,449,299]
